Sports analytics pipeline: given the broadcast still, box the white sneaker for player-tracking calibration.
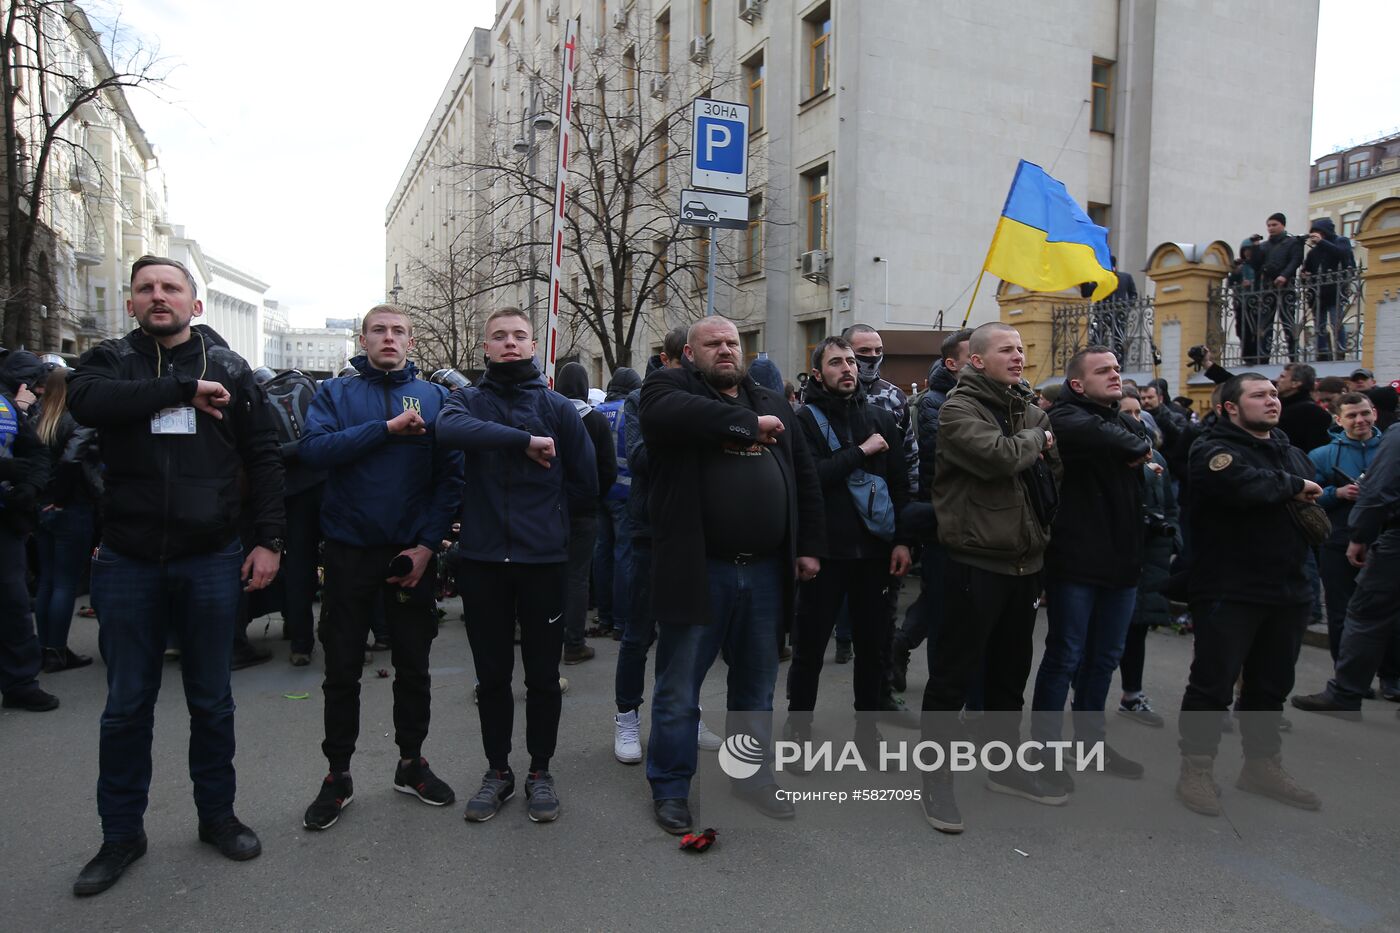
[614,710,642,764]
[697,719,722,751]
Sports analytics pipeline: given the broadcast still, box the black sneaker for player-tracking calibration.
[1,686,59,711]
[463,769,516,822]
[230,642,272,671]
[1033,748,1075,795]
[1291,692,1362,720]
[303,772,354,830]
[922,776,963,834]
[525,770,561,822]
[1117,694,1166,728]
[197,815,261,861]
[1099,744,1145,779]
[73,834,147,896]
[891,637,911,694]
[394,757,455,806]
[834,640,853,664]
[986,767,1069,806]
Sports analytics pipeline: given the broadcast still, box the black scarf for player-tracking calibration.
[485,358,542,386]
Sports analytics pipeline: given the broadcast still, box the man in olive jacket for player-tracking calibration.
[919,322,1063,834]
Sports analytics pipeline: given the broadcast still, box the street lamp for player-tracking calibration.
[389,264,403,305]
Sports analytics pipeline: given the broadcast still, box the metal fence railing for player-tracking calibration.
[1208,266,1365,367]
[1049,294,1157,379]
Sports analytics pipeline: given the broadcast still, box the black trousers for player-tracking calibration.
[282,486,323,654]
[1178,600,1307,760]
[459,559,567,773]
[1118,623,1148,695]
[788,557,889,716]
[920,558,1040,745]
[319,541,439,773]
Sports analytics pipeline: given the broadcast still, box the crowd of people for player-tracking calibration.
[1,250,1397,897]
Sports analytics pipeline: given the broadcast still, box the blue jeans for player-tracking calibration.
[647,556,783,800]
[616,539,656,711]
[593,498,633,632]
[1032,581,1137,744]
[35,502,95,650]
[92,538,244,841]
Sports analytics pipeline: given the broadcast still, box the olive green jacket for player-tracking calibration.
[932,370,1063,576]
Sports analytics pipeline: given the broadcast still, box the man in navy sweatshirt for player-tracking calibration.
[436,307,596,824]
[297,305,464,831]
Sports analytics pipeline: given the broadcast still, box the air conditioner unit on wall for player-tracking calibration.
[800,249,827,282]
[545,3,559,23]
[690,35,709,63]
[593,36,606,53]
[739,0,764,23]
[612,10,628,30]
[649,74,668,98]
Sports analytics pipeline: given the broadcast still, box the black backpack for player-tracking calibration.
[263,370,318,446]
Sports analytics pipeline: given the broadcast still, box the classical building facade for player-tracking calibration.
[388,0,1318,383]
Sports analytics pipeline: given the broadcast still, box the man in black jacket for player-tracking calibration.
[1031,347,1152,785]
[0,354,55,711]
[67,255,285,896]
[787,337,912,750]
[1175,373,1322,817]
[1276,363,1333,453]
[1293,427,1400,714]
[640,316,824,835]
[1249,213,1305,363]
[1302,217,1356,361]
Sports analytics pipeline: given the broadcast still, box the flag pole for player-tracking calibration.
[961,266,988,328]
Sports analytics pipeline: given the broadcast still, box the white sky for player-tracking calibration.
[108,0,1395,328]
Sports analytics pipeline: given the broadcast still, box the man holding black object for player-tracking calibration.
[67,256,284,895]
[297,305,464,831]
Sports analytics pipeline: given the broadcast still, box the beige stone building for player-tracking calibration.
[387,0,1318,385]
[1309,132,1400,266]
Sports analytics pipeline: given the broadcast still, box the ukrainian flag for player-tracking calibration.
[984,160,1117,301]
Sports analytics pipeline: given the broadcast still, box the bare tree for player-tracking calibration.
[402,225,485,374]
[2,0,166,347]
[403,26,764,372]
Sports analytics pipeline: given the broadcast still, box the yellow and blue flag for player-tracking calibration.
[984,160,1117,301]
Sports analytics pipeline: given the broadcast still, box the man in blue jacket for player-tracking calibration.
[436,307,596,824]
[297,305,464,831]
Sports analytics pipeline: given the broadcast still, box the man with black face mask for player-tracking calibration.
[787,337,912,754]
[843,323,919,714]
[436,308,596,825]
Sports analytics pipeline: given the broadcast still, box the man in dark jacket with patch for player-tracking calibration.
[787,336,912,751]
[297,305,464,831]
[1175,373,1322,817]
[67,256,284,895]
[641,316,824,835]
[1031,346,1152,785]
[436,307,596,824]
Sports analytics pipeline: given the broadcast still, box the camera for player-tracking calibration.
[1143,512,1175,538]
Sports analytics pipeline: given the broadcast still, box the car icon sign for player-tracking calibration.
[683,200,718,222]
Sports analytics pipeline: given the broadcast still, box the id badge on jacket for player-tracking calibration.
[150,407,197,435]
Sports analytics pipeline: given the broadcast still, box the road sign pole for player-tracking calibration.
[544,17,580,389]
[705,234,717,317]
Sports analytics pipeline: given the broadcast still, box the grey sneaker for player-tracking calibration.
[463,770,515,822]
[525,770,560,822]
[1117,694,1165,728]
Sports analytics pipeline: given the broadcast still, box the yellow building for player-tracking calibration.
[1309,132,1400,265]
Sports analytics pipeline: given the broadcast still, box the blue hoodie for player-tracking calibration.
[300,356,464,549]
[436,360,596,563]
[1308,423,1383,549]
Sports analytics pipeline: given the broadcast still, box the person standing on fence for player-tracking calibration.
[1301,218,1357,362]
[1249,213,1305,364]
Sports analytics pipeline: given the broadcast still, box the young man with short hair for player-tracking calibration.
[297,305,465,831]
[437,308,596,823]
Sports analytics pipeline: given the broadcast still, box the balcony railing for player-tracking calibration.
[1208,265,1364,367]
[1049,294,1157,381]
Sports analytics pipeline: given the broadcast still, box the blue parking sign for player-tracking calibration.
[690,98,749,194]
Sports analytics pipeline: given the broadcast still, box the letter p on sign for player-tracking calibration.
[705,123,732,162]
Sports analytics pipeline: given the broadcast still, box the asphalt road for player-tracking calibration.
[4,586,1399,933]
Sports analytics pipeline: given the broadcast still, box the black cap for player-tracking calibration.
[1351,368,1374,381]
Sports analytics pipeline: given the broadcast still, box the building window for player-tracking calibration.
[1341,211,1361,239]
[1348,153,1372,179]
[698,0,712,36]
[805,4,832,99]
[656,10,670,73]
[654,237,668,305]
[1091,59,1113,133]
[623,46,637,109]
[740,330,760,363]
[804,165,829,252]
[802,318,827,372]
[1316,162,1338,187]
[1087,202,1109,229]
[744,51,765,132]
[744,194,764,276]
